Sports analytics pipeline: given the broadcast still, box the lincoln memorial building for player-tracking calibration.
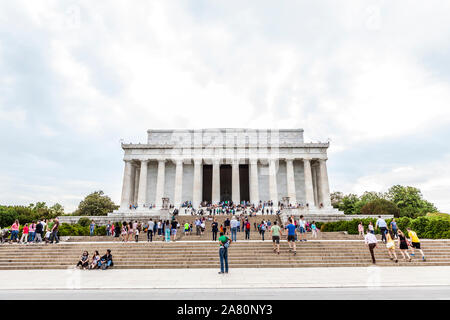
[116,128,335,214]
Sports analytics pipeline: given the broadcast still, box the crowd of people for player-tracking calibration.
[76,249,113,270]
[363,216,426,264]
[1,218,60,244]
[125,199,330,216]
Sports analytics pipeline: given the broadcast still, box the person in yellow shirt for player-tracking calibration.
[407,227,426,261]
[385,231,398,263]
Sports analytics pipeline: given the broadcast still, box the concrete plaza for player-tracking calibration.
[0,266,449,299]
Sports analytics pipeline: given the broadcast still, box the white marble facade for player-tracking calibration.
[118,129,332,211]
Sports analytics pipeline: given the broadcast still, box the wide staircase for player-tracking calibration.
[0,238,449,270]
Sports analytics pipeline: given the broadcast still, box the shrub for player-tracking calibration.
[361,199,400,217]
[78,217,91,227]
[320,216,450,238]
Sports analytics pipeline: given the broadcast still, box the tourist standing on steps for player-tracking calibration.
[397,230,411,261]
[364,229,378,264]
[184,222,191,236]
[358,222,364,238]
[164,220,171,242]
[375,216,388,243]
[121,222,128,242]
[147,219,154,242]
[218,232,231,274]
[298,215,307,242]
[260,221,266,241]
[407,227,426,261]
[20,224,29,244]
[368,222,374,234]
[89,220,95,236]
[270,221,282,254]
[28,222,36,242]
[390,219,398,239]
[128,221,134,240]
[385,230,398,263]
[286,218,297,256]
[10,220,19,242]
[34,220,43,243]
[50,218,60,244]
[157,220,162,239]
[224,218,230,236]
[311,221,318,238]
[211,219,219,241]
[244,220,251,240]
[230,216,238,242]
[171,219,178,241]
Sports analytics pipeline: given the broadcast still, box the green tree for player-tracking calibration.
[73,191,119,216]
[386,185,438,218]
[330,191,344,208]
[361,199,401,217]
[338,194,359,215]
[50,203,65,215]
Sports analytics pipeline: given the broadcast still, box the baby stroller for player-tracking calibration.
[0,229,11,243]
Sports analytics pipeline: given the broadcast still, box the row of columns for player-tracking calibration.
[120,158,331,210]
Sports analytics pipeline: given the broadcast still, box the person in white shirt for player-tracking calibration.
[364,229,378,264]
[230,217,239,242]
[147,219,154,242]
[375,216,388,243]
[298,216,307,242]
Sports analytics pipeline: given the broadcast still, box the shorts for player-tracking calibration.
[287,235,296,242]
[299,227,306,234]
[171,229,177,235]
[272,236,280,244]
[412,242,421,249]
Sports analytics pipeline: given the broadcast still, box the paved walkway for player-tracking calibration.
[0,266,449,290]
[1,287,449,300]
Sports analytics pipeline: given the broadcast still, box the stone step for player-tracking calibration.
[0,261,448,270]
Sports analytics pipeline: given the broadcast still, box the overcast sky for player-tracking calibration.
[1,0,449,213]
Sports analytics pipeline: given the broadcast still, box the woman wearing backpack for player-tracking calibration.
[260,221,266,241]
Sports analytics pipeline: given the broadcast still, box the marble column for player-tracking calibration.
[174,160,183,207]
[155,159,166,208]
[302,158,315,208]
[129,165,137,206]
[319,159,332,207]
[269,159,278,205]
[133,167,140,206]
[286,159,296,205]
[249,159,259,205]
[120,160,133,209]
[192,159,203,208]
[312,164,319,207]
[232,160,240,205]
[137,160,148,208]
[212,159,221,204]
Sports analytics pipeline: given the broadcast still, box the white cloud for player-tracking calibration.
[345,155,450,212]
[0,0,449,212]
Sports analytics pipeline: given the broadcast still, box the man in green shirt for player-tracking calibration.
[184,222,190,236]
[218,232,231,274]
[270,221,283,254]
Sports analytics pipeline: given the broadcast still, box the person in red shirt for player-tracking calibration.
[20,224,29,244]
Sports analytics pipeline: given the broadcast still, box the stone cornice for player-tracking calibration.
[122,142,329,149]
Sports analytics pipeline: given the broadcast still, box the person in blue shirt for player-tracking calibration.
[390,219,398,239]
[285,218,297,256]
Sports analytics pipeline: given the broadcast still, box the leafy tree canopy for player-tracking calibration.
[331,185,438,218]
[73,191,119,216]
